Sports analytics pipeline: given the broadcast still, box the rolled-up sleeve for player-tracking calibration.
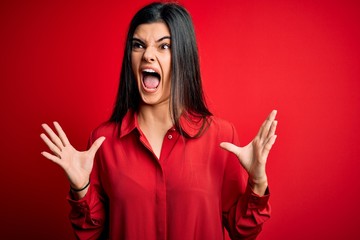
[66,132,108,240]
[222,124,271,239]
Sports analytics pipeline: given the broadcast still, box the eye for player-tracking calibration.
[160,43,171,50]
[132,41,144,50]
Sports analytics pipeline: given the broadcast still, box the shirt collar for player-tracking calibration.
[119,110,209,138]
[119,110,138,138]
[179,111,210,138]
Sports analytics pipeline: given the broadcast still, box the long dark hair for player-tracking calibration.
[109,2,212,138]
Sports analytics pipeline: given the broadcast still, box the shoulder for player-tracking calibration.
[89,121,119,141]
[208,115,234,130]
[206,116,238,142]
[208,115,235,133]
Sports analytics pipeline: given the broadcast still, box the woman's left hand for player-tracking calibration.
[220,110,278,195]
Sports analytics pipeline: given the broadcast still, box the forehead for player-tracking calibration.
[133,22,170,40]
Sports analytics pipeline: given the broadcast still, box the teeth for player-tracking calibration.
[143,69,156,73]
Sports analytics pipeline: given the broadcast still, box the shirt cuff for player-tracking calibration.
[246,184,270,210]
[67,185,92,211]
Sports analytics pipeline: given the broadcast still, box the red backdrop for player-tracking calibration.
[1,0,359,239]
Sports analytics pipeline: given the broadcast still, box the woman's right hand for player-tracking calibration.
[40,122,105,196]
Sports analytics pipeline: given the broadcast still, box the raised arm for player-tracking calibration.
[40,121,105,199]
[220,110,278,195]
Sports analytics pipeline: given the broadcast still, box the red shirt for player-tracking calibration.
[68,111,270,239]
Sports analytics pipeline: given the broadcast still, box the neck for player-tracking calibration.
[138,101,173,132]
[137,101,174,159]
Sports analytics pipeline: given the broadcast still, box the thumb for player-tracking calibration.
[220,142,240,156]
[88,136,106,155]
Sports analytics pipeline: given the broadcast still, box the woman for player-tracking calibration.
[41,2,277,239]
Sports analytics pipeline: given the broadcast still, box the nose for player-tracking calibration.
[143,47,156,62]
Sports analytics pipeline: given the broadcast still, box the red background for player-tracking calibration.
[1,0,360,239]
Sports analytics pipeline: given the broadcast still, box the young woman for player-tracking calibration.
[41,2,277,239]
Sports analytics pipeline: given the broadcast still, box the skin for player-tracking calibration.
[131,22,174,158]
[220,110,278,195]
[40,122,105,199]
[131,22,172,107]
[40,22,278,199]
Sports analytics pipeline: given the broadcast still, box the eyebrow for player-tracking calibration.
[132,36,171,44]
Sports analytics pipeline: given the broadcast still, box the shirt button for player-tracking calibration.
[168,134,173,140]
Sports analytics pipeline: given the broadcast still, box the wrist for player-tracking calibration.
[249,177,268,196]
[70,180,90,200]
[70,180,90,192]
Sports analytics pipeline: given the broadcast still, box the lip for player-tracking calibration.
[140,66,161,93]
[140,66,161,75]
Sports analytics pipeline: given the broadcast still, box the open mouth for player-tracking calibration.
[142,69,160,90]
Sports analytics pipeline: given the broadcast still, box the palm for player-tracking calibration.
[57,144,94,187]
[220,110,278,184]
[40,122,105,189]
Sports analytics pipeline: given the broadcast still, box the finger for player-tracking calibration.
[262,110,277,137]
[264,135,277,153]
[266,120,278,139]
[41,123,64,150]
[88,137,106,156]
[259,110,277,140]
[40,133,62,157]
[53,121,70,147]
[220,142,240,156]
[41,151,63,167]
[256,115,269,139]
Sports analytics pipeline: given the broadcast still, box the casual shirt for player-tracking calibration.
[67,110,270,240]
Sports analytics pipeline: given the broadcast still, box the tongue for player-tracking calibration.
[143,75,160,89]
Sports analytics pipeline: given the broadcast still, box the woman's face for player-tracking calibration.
[131,22,172,107]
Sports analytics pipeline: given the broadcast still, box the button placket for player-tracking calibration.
[167,127,176,140]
